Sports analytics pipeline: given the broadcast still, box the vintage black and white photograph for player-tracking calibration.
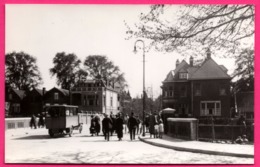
[5,4,254,164]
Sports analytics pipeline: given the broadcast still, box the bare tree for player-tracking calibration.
[126,5,254,58]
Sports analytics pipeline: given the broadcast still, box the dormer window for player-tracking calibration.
[179,72,188,79]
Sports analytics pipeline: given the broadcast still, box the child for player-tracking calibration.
[158,119,164,139]
[154,123,159,138]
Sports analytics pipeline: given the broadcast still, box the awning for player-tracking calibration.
[162,108,176,114]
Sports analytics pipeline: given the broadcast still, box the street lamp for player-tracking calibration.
[134,39,146,137]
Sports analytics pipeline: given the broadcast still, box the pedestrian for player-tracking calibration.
[30,114,37,129]
[158,119,164,139]
[154,123,159,138]
[89,115,96,136]
[102,113,113,141]
[123,114,129,134]
[38,113,45,128]
[149,113,155,138]
[94,114,101,136]
[237,115,247,135]
[128,112,138,140]
[115,113,124,141]
[136,116,141,135]
[110,114,116,136]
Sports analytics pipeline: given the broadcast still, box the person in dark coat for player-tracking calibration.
[38,113,45,128]
[30,114,37,129]
[110,114,116,136]
[102,113,113,141]
[115,113,124,141]
[128,112,138,140]
[89,115,96,136]
[94,114,101,136]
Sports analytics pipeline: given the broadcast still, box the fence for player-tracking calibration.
[198,124,254,142]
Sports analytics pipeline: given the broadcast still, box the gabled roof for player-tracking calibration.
[56,88,70,96]
[219,65,228,73]
[163,56,230,82]
[164,71,175,82]
[48,87,69,96]
[174,60,189,73]
[35,88,43,96]
[12,89,26,99]
[189,58,230,80]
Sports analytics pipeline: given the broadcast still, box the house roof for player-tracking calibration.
[47,87,69,96]
[56,88,70,96]
[35,88,43,96]
[189,58,230,80]
[164,56,230,82]
[12,89,26,99]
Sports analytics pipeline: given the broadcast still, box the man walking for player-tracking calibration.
[128,112,138,140]
[115,113,124,141]
[102,113,113,141]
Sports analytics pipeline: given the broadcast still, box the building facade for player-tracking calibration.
[44,87,70,106]
[5,87,26,117]
[71,80,120,115]
[162,50,231,118]
[22,88,45,116]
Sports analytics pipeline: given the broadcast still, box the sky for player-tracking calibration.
[5,5,236,98]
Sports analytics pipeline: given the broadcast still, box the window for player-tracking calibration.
[219,83,227,95]
[54,93,59,100]
[103,96,106,106]
[194,83,201,96]
[168,91,174,97]
[164,90,168,97]
[13,104,20,113]
[83,95,86,106]
[200,101,221,116]
[179,73,188,79]
[110,97,113,107]
[180,85,187,97]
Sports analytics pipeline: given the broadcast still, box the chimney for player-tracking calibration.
[190,56,194,67]
[176,59,180,68]
[206,48,211,59]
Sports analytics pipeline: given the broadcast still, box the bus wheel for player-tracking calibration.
[49,129,54,138]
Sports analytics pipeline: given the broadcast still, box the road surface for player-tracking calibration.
[5,125,254,164]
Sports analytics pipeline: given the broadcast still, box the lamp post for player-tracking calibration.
[134,39,146,137]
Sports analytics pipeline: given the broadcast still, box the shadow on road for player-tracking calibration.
[13,135,51,140]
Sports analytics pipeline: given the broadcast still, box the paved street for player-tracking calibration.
[5,125,253,164]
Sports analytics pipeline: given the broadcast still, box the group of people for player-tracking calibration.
[147,111,164,139]
[101,112,140,141]
[30,113,45,129]
[89,111,164,141]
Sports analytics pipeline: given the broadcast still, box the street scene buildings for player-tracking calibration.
[4,4,255,165]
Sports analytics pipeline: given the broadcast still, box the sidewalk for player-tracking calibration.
[139,134,254,158]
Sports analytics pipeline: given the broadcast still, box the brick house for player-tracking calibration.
[71,80,120,115]
[161,50,231,118]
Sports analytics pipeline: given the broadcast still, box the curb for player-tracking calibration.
[139,137,254,158]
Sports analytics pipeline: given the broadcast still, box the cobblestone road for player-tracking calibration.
[5,125,254,164]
